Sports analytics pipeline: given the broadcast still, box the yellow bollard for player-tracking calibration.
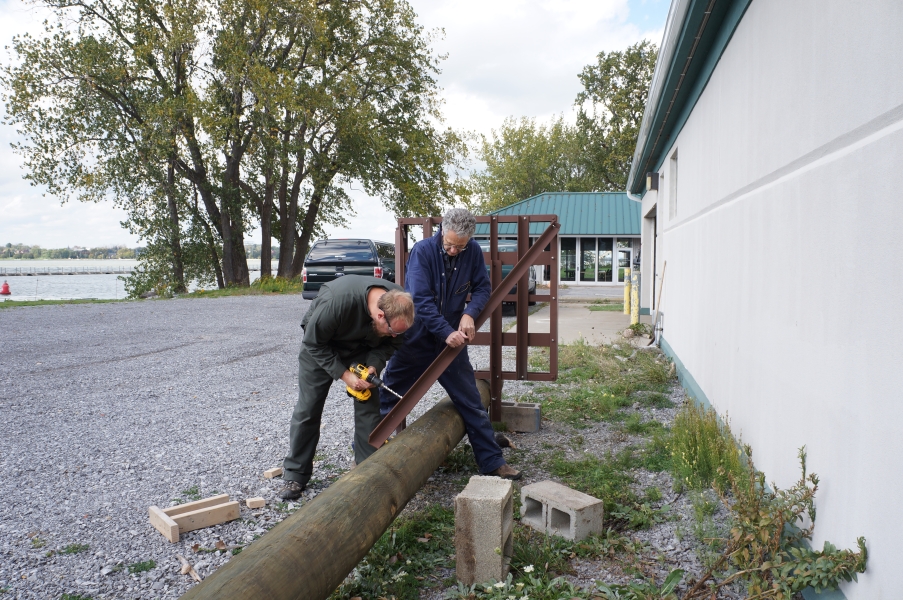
[623,268,631,315]
[630,271,640,325]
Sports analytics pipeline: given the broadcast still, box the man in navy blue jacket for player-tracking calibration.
[379,208,521,480]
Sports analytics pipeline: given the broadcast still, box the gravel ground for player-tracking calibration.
[0,295,527,599]
[0,296,741,599]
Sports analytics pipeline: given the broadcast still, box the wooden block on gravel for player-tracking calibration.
[246,497,266,509]
[148,494,240,543]
[263,467,283,479]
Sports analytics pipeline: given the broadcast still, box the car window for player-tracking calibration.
[307,240,376,262]
[376,243,395,261]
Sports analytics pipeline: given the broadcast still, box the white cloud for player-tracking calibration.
[0,0,666,247]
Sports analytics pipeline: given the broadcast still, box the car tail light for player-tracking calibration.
[302,267,307,283]
[374,266,383,278]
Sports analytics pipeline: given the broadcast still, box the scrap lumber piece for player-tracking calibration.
[172,501,240,535]
[246,497,266,509]
[263,467,282,479]
[148,506,180,543]
[148,494,239,543]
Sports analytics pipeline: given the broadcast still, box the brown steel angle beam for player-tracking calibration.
[368,220,560,448]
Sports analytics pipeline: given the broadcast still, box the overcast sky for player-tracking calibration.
[0,0,668,249]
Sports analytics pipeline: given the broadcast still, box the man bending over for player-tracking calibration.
[279,275,414,500]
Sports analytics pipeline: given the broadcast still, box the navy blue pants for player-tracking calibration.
[379,345,505,474]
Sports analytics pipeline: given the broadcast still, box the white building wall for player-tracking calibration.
[648,1,903,597]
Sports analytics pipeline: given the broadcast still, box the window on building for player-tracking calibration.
[597,238,613,282]
[560,238,576,282]
[669,149,678,219]
[580,239,596,281]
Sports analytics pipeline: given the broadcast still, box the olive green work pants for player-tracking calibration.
[282,348,380,486]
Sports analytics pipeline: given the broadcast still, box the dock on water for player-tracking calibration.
[0,265,134,276]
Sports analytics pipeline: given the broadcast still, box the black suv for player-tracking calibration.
[302,239,396,300]
[475,238,537,298]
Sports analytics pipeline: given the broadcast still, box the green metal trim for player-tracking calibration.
[651,0,754,175]
[659,336,849,600]
[640,307,651,315]
[629,0,754,193]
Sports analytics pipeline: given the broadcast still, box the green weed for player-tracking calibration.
[180,485,202,501]
[30,537,46,549]
[60,543,90,555]
[60,594,94,600]
[668,401,744,492]
[331,504,455,600]
[127,560,156,574]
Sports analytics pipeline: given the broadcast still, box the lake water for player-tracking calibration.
[0,259,263,301]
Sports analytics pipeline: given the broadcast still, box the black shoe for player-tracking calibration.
[278,480,305,500]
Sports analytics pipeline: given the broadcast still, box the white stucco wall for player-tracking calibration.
[645,1,903,597]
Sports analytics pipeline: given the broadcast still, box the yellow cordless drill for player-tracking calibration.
[345,364,404,403]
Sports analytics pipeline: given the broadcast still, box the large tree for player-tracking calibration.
[467,41,657,212]
[575,39,658,191]
[3,0,461,291]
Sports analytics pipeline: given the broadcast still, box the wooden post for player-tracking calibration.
[180,380,494,600]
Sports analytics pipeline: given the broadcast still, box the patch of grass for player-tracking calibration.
[60,543,90,555]
[30,536,46,549]
[331,504,455,600]
[669,401,744,492]
[635,391,674,409]
[639,429,671,472]
[621,413,663,436]
[0,298,125,309]
[231,547,243,556]
[60,594,94,600]
[438,442,478,474]
[538,340,675,427]
[509,526,574,577]
[542,384,631,426]
[187,276,303,299]
[587,303,624,311]
[127,560,156,574]
[548,450,637,518]
[180,485,202,502]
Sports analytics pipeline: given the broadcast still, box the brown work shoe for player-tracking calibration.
[278,480,305,500]
[489,464,522,480]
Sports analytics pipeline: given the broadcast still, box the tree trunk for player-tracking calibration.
[291,189,323,279]
[165,159,187,293]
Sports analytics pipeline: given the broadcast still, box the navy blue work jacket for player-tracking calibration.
[402,228,491,353]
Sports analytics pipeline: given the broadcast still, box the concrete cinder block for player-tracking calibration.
[455,475,514,585]
[500,400,541,432]
[520,480,604,541]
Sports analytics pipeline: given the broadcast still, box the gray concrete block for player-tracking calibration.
[500,400,541,432]
[520,480,604,541]
[455,475,514,585]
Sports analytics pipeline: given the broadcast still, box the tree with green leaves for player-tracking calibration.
[575,39,658,192]
[467,115,590,213]
[3,0,462,293]
[467,40,657,212]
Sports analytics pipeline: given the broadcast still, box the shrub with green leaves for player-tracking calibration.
[668,401,744,492]
[682,448,868,599]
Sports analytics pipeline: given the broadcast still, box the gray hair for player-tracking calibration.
[442,208,476,238]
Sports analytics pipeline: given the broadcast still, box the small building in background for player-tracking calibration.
[475,192,641,287]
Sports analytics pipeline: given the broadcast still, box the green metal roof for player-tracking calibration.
[475,192,641,236]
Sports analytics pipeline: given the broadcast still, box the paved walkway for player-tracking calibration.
[511,301,652,346]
